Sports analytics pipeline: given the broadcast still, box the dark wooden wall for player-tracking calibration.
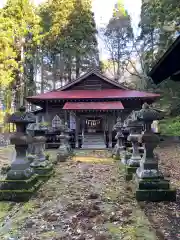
[64,74,120,90]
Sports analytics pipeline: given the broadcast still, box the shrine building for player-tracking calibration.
[26,69,160,148]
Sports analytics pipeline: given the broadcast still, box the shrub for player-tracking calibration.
[159,116,180,136]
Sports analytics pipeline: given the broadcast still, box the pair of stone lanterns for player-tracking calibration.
[113,104,176,202]
[0,106,52,201]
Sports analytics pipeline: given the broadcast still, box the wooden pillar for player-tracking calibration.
[64,110,68,123]
[82,117,85,138]
[75,115,79,148]
[108,113,112,148]
[45,101,49,122]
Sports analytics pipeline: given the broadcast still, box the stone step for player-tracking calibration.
[83,138,104,141]
[83,140,105,144]
[83,140,105,143]
[82,134,106,149]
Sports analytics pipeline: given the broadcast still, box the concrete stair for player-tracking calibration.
[82,133,106,149]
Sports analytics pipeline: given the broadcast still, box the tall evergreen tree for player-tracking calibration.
[101,0,133,79]
[139,0,180,72]
[1,0,41,108]
[39,0,99,84]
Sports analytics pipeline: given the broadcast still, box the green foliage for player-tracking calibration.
[40,0,99,81]
[159,117,180,136]
[0,11,18,86]
[40,121,50,127]
[139,0,180,72]
[101,0,133,79]
[62,0,99,76]
[0,0,42,109]
[0,0,99,107]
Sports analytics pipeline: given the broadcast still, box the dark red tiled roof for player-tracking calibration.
[27,89,160,100]
[63,101,124,110]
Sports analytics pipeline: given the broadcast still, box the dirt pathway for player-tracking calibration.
[0,150,156,240]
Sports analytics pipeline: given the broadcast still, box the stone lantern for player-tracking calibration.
[27,122,53,178]
[125,116,143,180]
[135,103,176,201]
[112,117,125,159]
[57,119,71,161]
[7,106,35,180]
[64,122,72,153]
[122,125,130,149]
[0,106,39,201]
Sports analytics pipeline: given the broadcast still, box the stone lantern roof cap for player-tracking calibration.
[26,122,48,131]
[137,103,164,122]
[8,106,36,124]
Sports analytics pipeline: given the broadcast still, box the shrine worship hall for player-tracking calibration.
[26,69,160,149]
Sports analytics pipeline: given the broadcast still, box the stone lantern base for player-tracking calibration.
[125,154,142,181]
[120,151,131,165]
[134,176,176,202]
[30,162,54,180]
[112,145,125,160]
[125,166,138,181]
[0,174,42,202]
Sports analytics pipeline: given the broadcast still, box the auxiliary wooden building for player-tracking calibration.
[148,35,180,83]
[27,69,159,148]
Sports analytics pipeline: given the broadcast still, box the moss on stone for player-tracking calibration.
[125,166,138,181]
[136,188,176,202]
[0,180,43,201]
[0,202,12,221]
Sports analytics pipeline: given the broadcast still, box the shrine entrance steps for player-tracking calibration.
[82,133,106,149]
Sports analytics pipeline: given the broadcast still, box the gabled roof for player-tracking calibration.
[27,89,160,102]
[59,69,129,90]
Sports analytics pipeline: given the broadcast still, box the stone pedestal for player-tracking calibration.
[135,103,176,202]
[0,106,40,202]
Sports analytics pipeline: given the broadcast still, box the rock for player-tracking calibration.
[77,208,90,218]
[95,233,111,240]
[91,203,101,211]
[24,219,35,228]
[109,214,120,222]
[111,177,116,182]
[42,212,59,222]
[76,236,86,240]
[94,215,108,224]
[88,192,99,199]
[121,208,132,217]
[47,214,59,222]
[88,209,100,218]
